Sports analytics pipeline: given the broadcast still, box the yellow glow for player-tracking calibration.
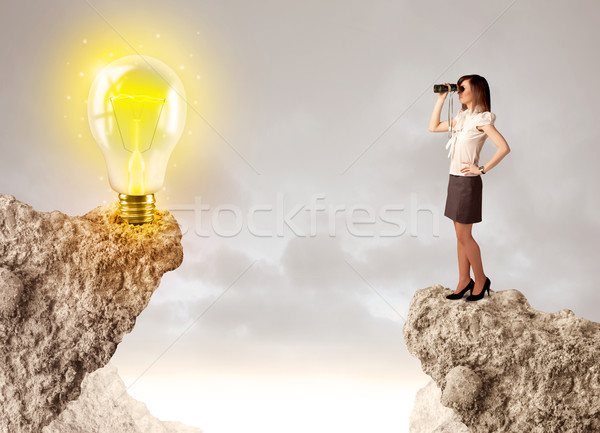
[88,56,186,195]
[127,149,145,194]
[43,16,225,199]
[109,95,165,194]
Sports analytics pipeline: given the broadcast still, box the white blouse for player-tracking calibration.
[445,108,496,176]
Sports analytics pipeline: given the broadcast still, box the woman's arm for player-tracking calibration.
[461,124,511,174]
[429,84,455,132]
[479,124,511,173]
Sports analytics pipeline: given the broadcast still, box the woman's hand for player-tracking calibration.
[460,161,481,175]
[437,82,451,102]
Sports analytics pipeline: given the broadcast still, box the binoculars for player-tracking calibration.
[433,84,465,93]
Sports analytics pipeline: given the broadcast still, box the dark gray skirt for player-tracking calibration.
[444,174,482,224]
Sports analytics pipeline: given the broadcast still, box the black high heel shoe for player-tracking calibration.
[446,278,474,300]
[466,277,491,301]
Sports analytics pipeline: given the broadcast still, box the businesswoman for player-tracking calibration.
[428,75,511,301]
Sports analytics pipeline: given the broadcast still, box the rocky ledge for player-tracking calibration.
[43,363,202,433]
[409,379,469,433]
[0,194,183,433]
[403,284,600,433]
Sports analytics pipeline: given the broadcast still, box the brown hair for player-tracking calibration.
[458,74,491,113]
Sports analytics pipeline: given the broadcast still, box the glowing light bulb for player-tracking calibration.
[88,55,187,224]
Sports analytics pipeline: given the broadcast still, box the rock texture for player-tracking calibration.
[409,379,470,433]
[403,284,600,433]
[0,194,183,433]
[43,363,202,433]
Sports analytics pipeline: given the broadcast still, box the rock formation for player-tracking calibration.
[409,379,469,433]
[403,284,600,433]
[0,194,183,433]
[43,363,202,433]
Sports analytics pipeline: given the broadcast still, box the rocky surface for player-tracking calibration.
[43,363,202,433]
[0,194,183,433]
[403,283,600,433]
[409,379,469,433]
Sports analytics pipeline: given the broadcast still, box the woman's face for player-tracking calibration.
[458,79,472,106]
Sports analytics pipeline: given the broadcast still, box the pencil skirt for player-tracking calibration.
[444,174,483,224]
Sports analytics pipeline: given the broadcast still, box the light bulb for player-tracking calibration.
[88,55,187,224]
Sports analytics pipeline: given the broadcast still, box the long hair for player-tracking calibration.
[458,74,491,113]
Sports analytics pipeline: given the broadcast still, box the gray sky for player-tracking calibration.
[1,0,599,431]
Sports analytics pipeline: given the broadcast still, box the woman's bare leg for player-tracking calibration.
[453,221,472,293]
[454,221,486,295]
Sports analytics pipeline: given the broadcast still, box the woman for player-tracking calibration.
[428,75,511,301]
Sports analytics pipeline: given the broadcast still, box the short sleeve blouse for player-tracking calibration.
[445,109,496,176]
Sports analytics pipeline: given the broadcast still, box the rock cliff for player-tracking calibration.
[0,194,183,433]
[43,363,202,433]
[409,379,469,433]
[403,284,600,433]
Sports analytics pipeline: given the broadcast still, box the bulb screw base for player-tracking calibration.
[118,194,156,224]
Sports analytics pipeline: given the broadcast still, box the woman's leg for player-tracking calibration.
[454,221,486,295]
[453,221,472,293]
